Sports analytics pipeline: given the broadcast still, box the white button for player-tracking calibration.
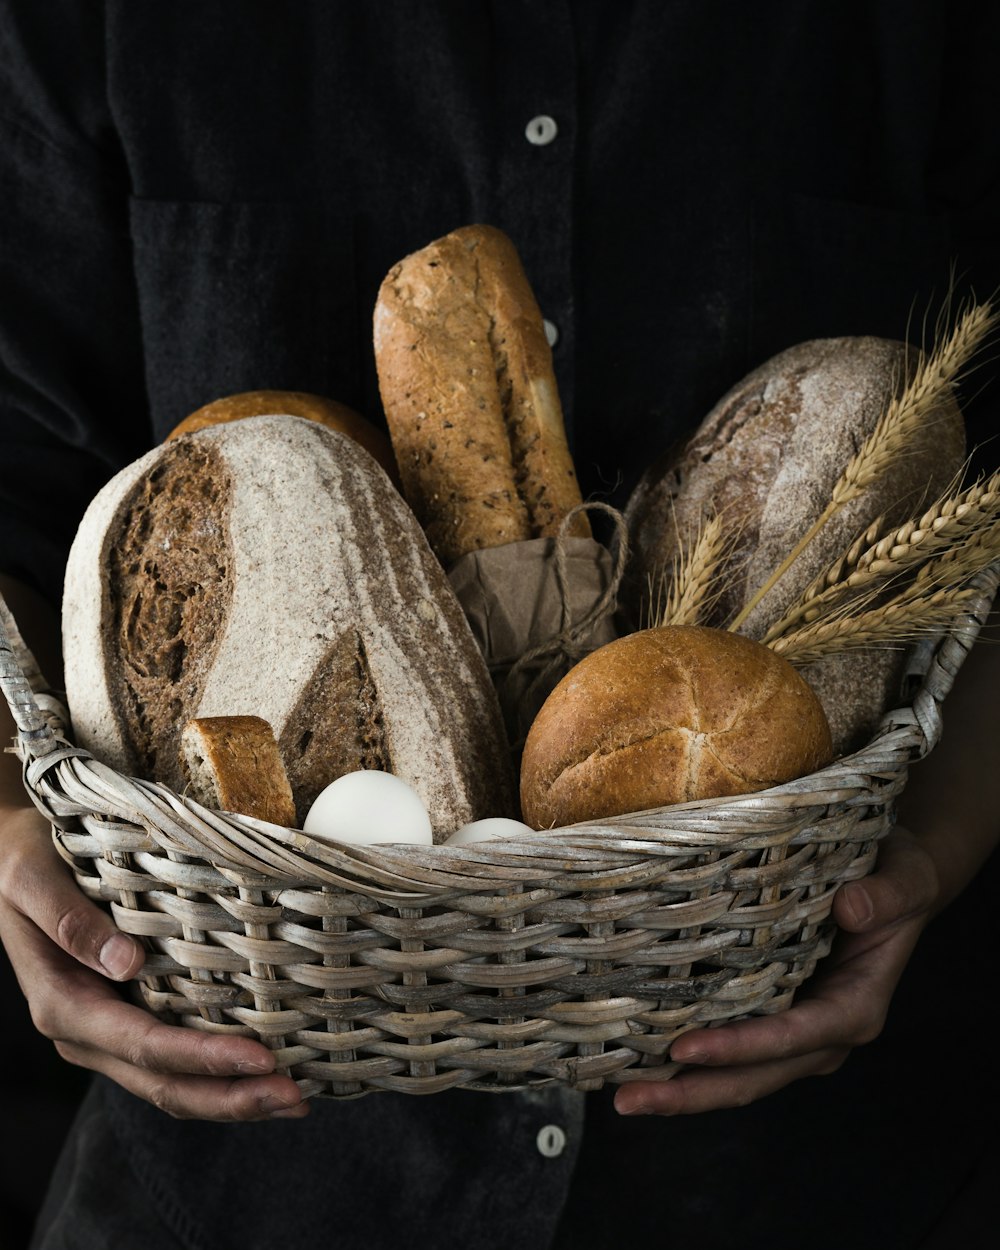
[543,318,559,347]
[525,115,558,145]
[536,1124,567,1158]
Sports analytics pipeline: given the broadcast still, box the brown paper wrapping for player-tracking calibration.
[447,534,622,748]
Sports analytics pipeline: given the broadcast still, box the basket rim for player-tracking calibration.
[2,563,997,899]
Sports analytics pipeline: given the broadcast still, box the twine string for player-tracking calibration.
[498,502,630,738]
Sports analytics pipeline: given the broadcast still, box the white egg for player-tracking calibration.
[303,770,433,846]
[444,817,535,846]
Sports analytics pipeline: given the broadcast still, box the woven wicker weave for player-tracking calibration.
[1,566,997,1099]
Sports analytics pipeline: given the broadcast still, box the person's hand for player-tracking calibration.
[613,824,939,1116]
[0,802,309,1121]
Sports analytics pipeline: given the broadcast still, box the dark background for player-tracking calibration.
[0,952,88,1250]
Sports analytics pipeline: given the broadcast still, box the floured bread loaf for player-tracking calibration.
[625,337,967,753]
[165,388,401,487]
[62,415,516,836]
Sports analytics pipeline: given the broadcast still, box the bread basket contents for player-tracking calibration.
[520,625,833,828]
[374,224,622,743]
[61,412,516,839]
[302,769,433,846]
[3,226,998,1101]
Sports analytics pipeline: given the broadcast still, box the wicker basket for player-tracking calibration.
[2,566,997,1099]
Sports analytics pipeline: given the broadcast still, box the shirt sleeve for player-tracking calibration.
[0,0,150,608]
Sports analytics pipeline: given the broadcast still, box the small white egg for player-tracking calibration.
[303,770,433,846]
[444,817,535,846]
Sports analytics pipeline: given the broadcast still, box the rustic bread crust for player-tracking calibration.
[165,389,400,486]
[624,337,967,753]
[373,224,589,565]
[181,715,297,827]
[63,415,516,835]
[520,626,833,828]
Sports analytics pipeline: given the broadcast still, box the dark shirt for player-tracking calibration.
[2,4,999,1249]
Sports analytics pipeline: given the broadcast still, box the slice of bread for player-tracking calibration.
[181,715,297,827]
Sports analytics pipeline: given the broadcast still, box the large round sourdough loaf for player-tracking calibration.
[625,337,967,753]
[62,415,516,836]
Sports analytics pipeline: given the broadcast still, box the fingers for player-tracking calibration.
[0,804,144,980]
[613,832,941,1118]
[55,1039,308,1121]
[834,825,940,936]
[614,1046,850,1117]
[0,867,308,1122]
[0,825,308,1120]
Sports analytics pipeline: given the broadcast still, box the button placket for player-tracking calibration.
[491,0,578,430]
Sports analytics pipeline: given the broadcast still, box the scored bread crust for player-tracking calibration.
[519,626,833,829]
[181,715,297,827]
[63,415,516,835]
[373,224,590,565]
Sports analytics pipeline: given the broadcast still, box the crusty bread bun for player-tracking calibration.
[520,625,833,829]
[181,715,297,826]
[373,224,590,565]
[165,389,400,486]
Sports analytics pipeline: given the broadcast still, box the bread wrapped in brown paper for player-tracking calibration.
[374,224,623,746]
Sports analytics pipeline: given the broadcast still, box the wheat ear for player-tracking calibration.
[649,513,730,628]
[728,299,998,633]
[763,469,1000,641]
[770,586,981,664]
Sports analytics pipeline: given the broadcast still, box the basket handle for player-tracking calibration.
[0,590,64,759]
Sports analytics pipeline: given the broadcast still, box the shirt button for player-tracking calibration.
[543,318,559,348]
[525,114,558,146]
[536,1124,567,1158]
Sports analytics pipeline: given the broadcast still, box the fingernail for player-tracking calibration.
[674,1050,708,1065]
[99,933,137,979]
[234,1057,273,1074]
[843,883,874,927]
[617,1099,653,1116]
[270,1104,310,1119]
[259,1093,300,1114]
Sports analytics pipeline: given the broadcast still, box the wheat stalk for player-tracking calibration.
[762,469,1000,641]
[770,585,981,665]
[648,513,731,628]
[728,299,998,633]
[832,301,995,505]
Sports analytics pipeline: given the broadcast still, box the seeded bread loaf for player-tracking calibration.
[373,224,590,565]
[180,715,297,826]
[62,414,516,835]
[624,337,967,753]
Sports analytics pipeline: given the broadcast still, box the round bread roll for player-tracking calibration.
[520,625,833,829]
[166,389,401,486]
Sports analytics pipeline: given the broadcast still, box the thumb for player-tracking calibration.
[1,805,145,981]
[833,825,940,936]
